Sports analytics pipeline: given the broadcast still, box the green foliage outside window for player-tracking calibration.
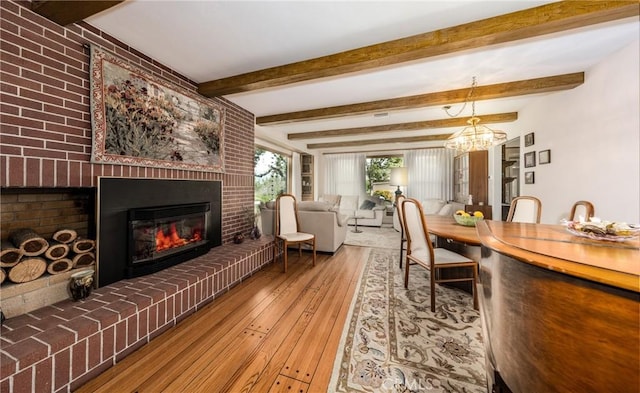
[365,157,403,194]
[254,148,288,202]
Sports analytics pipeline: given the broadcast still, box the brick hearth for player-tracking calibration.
[0,237,274,392]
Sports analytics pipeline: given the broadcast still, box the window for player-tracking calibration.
[365,156,403,202]
[254,148,289,202]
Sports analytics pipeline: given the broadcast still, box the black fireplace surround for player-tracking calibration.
[97,178,222,287]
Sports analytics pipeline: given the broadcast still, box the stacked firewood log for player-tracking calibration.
[0,228,95,285]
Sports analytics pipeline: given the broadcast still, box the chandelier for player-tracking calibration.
[443,77,507,152]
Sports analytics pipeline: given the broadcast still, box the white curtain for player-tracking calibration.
[405,148,455,201]
[323,153,366,196]
[291,152,301,199]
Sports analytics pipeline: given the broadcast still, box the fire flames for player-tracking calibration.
[155,223,201,251]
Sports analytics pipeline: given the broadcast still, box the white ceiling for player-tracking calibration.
[85,1,639,154]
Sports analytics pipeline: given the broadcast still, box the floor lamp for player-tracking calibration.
[390,167,408,203]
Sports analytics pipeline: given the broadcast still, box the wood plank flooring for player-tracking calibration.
[76,244,369,393]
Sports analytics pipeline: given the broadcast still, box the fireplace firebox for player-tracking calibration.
[128,202,211,273]
[97,178,222,287]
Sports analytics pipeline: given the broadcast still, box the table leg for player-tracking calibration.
[352,217,362,233]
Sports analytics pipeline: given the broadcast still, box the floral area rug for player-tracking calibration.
[344,225,401,250]
[330,248,486,393]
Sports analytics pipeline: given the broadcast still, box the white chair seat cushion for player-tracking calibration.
[278,232,314,242]
[410,247,473,264]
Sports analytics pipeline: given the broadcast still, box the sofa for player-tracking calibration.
[324,194,387,227]
[393,199,465,231]
[260,200,349,253]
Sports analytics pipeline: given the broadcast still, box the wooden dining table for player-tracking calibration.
[473,219,639,393]
[424,215,640,392]
[425,215,639,291]
[425,214,481,246]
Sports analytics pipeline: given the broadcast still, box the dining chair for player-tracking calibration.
[568,200,595,222]
[401,198,478,312]
[506,196,542,224]
[275,193,316,273]
[395,194,407,269]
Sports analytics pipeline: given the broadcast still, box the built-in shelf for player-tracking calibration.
[301,154,314,201]
[501,139,521,220]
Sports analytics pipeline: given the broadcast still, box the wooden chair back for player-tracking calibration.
[507,196,542,223]
[275,193,315,273]
[395,195,407,268]
[401,197,478,312]
[569,200,595,222]
[275,194,299,235]
[401,198,435,267]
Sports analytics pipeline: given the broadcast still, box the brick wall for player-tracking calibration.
[0,188,93,241]
[0,3,277,391]
[0,0,256,244]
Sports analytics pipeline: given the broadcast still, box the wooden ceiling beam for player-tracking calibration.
[198,2,637,97]
[31,1,125,26]
[259,73,583,125]
[288,112,517,140]
[307,134,453,150]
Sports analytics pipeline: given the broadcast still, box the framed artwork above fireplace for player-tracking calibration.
[89,46,225,172]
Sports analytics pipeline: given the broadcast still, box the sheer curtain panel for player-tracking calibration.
[405,148,455,201]
[323,153,366,196]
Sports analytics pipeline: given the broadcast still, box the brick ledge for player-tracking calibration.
[0,237,275,393]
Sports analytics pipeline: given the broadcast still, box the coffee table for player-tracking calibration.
[351,216,365,233]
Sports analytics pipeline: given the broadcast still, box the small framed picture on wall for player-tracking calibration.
[525,132,535,147]
[539,149,551,164]
[524,151,536,168]
[525,171,535,184]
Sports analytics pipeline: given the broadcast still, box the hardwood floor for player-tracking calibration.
[76,245,369,393]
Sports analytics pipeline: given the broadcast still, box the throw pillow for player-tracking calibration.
[359,199,376,210]
[319,194,341,208]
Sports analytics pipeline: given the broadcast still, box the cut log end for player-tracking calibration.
[7,257,47,283]
[1,241,23,267]
[9,228,49,256]
[47,258,73,275]
[72,252,95,268]
[52,229,78,244]
[22,238,49,256]
[72,239,95,254]
[44,241,70,261]
[0,250,22,267]
[0,267,5,285]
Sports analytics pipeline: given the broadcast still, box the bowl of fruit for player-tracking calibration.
[454,210,484,227]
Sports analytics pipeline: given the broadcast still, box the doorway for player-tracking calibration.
[501,138,520,220]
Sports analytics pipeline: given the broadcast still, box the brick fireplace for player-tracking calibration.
[0,2,272,392]
[96,178,223,287]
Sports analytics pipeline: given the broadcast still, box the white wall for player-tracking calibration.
[508,40,639,224]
